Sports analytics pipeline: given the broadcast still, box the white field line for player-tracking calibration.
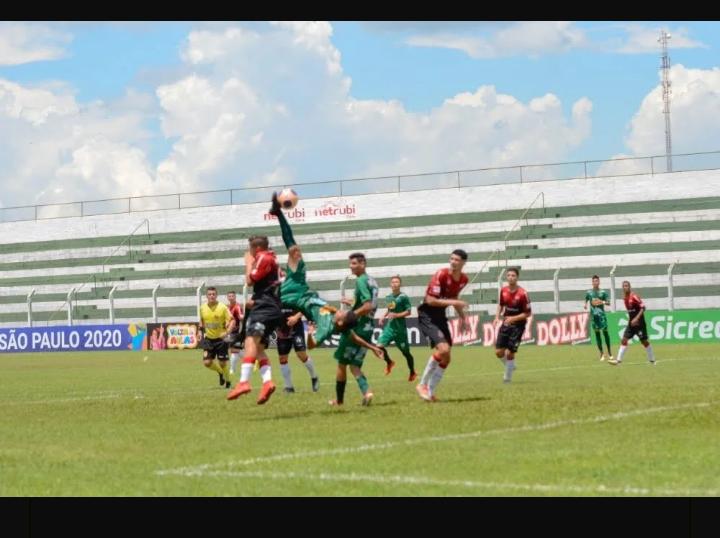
[164,468,720,496]
[156,401,713,476]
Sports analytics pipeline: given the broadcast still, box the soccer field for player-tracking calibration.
[1,344,718,496]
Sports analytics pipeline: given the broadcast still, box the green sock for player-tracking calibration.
[277,209,296,249]
[356,374,369,395]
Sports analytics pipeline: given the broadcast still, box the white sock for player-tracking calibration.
[618,346,627,362]
[240,362,253,382]
[229,352,239,374]
[420,356,439,385]
[303,357,317,379]
[259,363,272,383]
[645,345,655,362]
[280,362,293,388]
[504,359,516,381]
[428,366,446,396]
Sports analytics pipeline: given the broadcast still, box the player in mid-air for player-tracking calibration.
[267,193,327,392]
[377,275,417,381]
[583,275,613,361]
[608,281,655,366]
[199,287,234,388]
[415,249,470,402]
[494,267,532,384]
[226,235,284,404]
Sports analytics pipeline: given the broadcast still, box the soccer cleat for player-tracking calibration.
[257,381,276,405]
[269,192,282,216]
[219,373,225,386]
[283,387,296,394]
[361,391,374,406]
[384,360,396,376]
[311,377,320,392]
[328,399,344,406]
[649,360,656,366]
[416,384,432,402]
[408,371,418,382]
[608,355,614,362]
[430,395,439,403]
[227,381,252,400]
[225,381,231,389]
[607,358,620,365]
[600,353,606,362]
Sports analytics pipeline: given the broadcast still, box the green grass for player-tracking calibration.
[1,344,718,496]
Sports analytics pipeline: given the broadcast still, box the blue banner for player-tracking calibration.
[0,323,147,353]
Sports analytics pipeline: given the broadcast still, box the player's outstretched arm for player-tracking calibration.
[349,331,384,358]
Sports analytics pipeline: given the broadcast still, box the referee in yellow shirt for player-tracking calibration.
[199,287,235,388]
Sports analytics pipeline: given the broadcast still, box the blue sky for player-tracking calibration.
[0,21,718,206]
[332,21,720,161]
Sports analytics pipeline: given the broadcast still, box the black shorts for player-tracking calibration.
[200,338,228,360]
[623,318,649,341]
[277,323,307,355]
[418,305,452,348]
[245,299,283,346]
[495,322,526,353]
[225,330,243,350]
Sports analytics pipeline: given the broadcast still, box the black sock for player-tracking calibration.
[402,350,415,373]
[336,380,346,403]
[382,348,392,366]
[603,330,612,356]
[595,331,603,353]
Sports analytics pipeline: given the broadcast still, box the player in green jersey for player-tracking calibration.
[583,275,613,361]
[325,252,381,407]
[377,275,417,381]
[268,194,325,391]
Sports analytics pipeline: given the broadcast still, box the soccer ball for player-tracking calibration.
[277,188,299,210]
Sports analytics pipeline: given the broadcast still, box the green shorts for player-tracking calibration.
[591,313,608,331]
[334,324,373,367]
[377,325,407,347]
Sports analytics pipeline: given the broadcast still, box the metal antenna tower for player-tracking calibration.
[658,29,673,172]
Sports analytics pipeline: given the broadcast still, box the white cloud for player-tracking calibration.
[614,25,706,54]
[0,79,176,209]
[0,22,595,209]
[405,21,588,59]
[625,65,720,156]
[154,23,592,189]
[0,23,72,66]
[596,64,720,176]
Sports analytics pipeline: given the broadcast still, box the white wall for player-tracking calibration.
[1,169,719,244]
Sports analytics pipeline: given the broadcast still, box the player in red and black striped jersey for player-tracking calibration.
[415,249,470,402]
[227,235,284,404]
[608,281,656,366]
[494,267,532,383]
[226,291,244,376]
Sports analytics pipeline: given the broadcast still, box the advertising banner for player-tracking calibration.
[314,312,591,348]
[147,322,200,350]
[0,323,145,353]
[606,309,720,344]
